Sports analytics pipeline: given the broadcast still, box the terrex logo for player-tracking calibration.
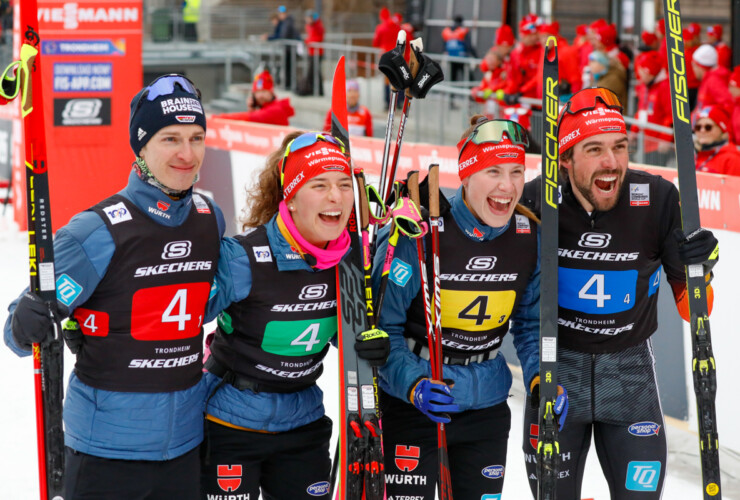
[577,232,612,249]
[284,171,305,196]
[217,464,242,492]
[559,129,581,147]
[395,445,420,472]
[299,284,328,300]
[161,241,192,259]
[465,256,497,271]
[458,155,478,170]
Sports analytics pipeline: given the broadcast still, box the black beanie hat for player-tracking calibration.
[129,74,207,156]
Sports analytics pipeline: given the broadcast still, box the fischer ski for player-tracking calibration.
[15,2,66,499]
[329,56,384,500]
[661,1,722,498]
[536,36,560,500]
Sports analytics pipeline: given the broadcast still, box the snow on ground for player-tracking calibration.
[0,207,737,499]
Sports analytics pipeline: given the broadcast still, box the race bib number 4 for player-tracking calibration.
[262,317,337,356]
[441,289,516,331]
[131,282,211,340]
[559,267,638,314]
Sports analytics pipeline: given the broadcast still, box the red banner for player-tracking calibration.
[207,118,740,233]
[11,0,142,231]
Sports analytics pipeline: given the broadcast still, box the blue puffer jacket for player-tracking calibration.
[4,171,226,460]
[372,186,541,411]
[204,214,335,432]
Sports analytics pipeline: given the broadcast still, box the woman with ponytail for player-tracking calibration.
[372,116,556,498]
[200,131,389,499]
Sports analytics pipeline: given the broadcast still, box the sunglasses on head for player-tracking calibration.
[457,119,529,163]
[279,132,346,188]
[693,123,715,132]
[559,87,623,124]
[131,74,201,122]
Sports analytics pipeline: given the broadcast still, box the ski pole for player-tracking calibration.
[427,164,454,500]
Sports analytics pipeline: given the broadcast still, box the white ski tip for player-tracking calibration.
[397,30,407,43]
[410,37,423,52]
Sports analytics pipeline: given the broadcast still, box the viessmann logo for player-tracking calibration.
[38,3,140,30]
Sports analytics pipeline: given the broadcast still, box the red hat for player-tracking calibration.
[495,24,515,46]
[519,14,540,35]
[589,18,608,33]
[281,135,350,201]
[456,121,527,180]
[707,24,723,39]
[641,30,657,47]
[252,70,274,93]
[379,7,390,21]
[656,19,665,36]
[688,22,702,37]
[595,23,617,47]
[576,24,588,37]
[729,66,740,87]
[540,22,560,37]
[558,91,626,154]
[694,105,730,133]
[635,50,663,76]
[682,28,696,43]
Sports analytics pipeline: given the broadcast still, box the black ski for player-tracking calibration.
[537,36,560,500]
[330,56,384,500]
[661,1,722,498]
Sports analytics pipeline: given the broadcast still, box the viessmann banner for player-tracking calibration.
[202,118,740,235]
[12,0,142,231]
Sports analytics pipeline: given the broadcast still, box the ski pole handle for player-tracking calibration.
[355,169,370,230]
[428,164,440,218]
[407,170,420,208]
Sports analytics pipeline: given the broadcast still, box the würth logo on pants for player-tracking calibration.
[395,445,420,472]
[217,464,242,492]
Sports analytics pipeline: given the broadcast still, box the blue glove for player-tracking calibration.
[410,378,460,424]
[530,376,569,431]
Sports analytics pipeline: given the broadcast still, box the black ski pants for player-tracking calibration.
[200,416,332,499]
[523,398,667,499]
[380,389,511,499]
[64,445,200,499]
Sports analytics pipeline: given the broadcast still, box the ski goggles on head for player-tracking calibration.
[279,132,347,187]
[131,74,201,115]
[457,119,529,163]
[558,87,622,123]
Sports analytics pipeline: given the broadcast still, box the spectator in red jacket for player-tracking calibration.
[506,14,542,100]
[592,23,631,74]
[631,50,674,165]
[693,44,733,117]
[372,7,399,52]
[693,105,740,176]
[728,66,740,143]
[323,79,373,137]
[707,24,732,69]
[640,30,659,51]
[298,10,325,96]
[211,69,295,126]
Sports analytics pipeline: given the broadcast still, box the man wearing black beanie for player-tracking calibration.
[4,74,225,499]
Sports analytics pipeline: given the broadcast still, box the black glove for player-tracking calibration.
[503,92,521,105]
[11,292,57,350]
[673,228,719,274]
[354,328,390,367]
[407,52,444,99]
[560,80,572,95]
[378,42,413,91]
[62,318,84,354]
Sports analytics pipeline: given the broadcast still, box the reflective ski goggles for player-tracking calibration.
[131,74,201,116]
[279,132,346,187]
[558,87,622,123]
[457,119,529,162]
